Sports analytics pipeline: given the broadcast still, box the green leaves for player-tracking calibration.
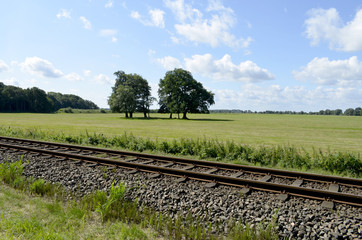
[158,68,215,119]
[108,71,153,118]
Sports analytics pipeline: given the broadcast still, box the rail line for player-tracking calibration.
[0,136,361,207]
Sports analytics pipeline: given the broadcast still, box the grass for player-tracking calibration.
[0,158,279,240]
[0,183,152,239]
[0,160,153,239]
[0,118,361,177]
[0,112,361,154]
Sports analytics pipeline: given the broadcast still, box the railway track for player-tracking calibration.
[0,136,361,208]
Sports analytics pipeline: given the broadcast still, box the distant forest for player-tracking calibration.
[210,108,362,116]
[0,82,98,113]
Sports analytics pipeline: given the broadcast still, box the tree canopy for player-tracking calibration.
[0,82,98,113]
[108,71,153,118]
[158,68,214,119]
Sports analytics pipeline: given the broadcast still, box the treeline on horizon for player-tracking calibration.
[0,82,98,113]
[210,108,362,116]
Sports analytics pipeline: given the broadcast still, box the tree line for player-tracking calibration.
[108,68,214,119]
[210,108,362,116]
[0,82,98,113]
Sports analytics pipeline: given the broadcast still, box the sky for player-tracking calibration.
[0,0,361,111]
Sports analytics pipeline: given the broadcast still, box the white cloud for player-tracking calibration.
[293,56,362,86]
[20,56,63,78]
[165,0,251,48]
[164,0,202,22]
[80,16,92,30]
[155,53,273,82]
[214,85,362,111]
[0,59,9,72]
[111,37,118,42]
[305,8,362,52]
[1,77,19,86]
[131,9,165,28]
[83,70,91,76]
[105,0,113,8]
[156,56,182,70]
[57,9,71,19]
[94,74,113,85]
[65,73,83,81]
[184,54,274,82]
[149,9,165,28]
[131,11,141,20]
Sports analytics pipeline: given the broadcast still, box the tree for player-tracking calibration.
[158,68,214,119]
[108,71,153,118]
[26,87,53,113]
[344,108,355,116]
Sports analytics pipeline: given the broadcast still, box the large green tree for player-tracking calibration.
[158,68,215,119]
[108,71,153,118]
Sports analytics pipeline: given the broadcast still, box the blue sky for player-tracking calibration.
[0,0,361,111]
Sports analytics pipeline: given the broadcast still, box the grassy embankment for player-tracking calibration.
[0,113,361,177]
[0,159,278,239]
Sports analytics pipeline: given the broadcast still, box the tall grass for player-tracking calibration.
[0,126,360,177]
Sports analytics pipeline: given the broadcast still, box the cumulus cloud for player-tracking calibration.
[80,16,92,30]
[214,85,362,111]
[20,57,63,78]
[94,74,113,85]
[131,9,165,28]
[165,0,252,48]
[155,53,274,82]
[0,59,9,72]
[305,8,362,51]
[293,56,362,86]
[156,56,182,70]
[57,9,71,19]
[184,54,274,82]
[65,73,83,81]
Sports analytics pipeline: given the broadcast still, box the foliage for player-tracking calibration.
[47,91,99,110]
[158,68,215,119]
[0,82,98,113]
[0,158,24,187]
[108,71,153,118]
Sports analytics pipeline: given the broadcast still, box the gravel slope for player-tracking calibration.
[1,151,361,239]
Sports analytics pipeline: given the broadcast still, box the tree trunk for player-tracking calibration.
[125,112,129,118]
[169,113,172,119]
[177,113,180,119]
[130,112,133,118]
[143,112,147,118]
[182,112,188,119]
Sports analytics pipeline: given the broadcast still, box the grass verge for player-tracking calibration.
[0,157,279,239]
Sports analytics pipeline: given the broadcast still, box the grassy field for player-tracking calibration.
[0,112,361,154]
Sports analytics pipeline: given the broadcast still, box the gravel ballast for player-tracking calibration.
[1,151,361,239]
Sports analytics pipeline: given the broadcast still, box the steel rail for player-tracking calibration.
[0,136,361,187]
[0,141,361,207]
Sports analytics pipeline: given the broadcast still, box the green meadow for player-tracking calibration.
[0,112,361,154]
